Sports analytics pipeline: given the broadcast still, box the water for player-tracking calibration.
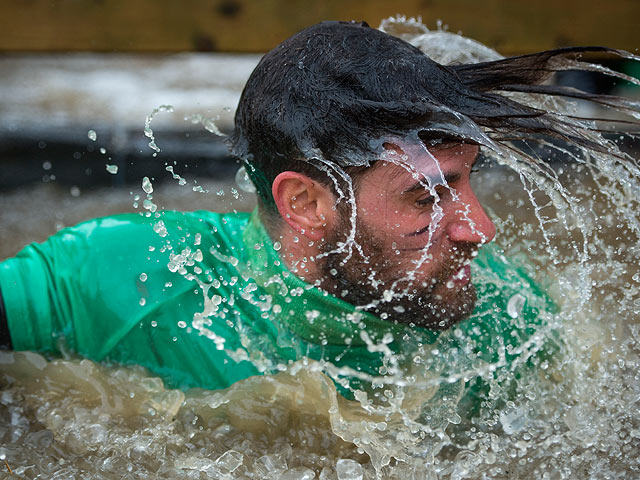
[2,18,640,479]
[3,163,638,478]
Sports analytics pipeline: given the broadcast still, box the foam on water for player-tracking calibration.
[2,17,640,479]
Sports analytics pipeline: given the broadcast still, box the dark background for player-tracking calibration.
[0,1,638,258]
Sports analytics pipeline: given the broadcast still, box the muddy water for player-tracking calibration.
[1,162,639,479]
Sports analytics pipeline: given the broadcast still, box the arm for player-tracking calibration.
[0,215,165,357]
[0,211,260,390]
[0,285,11,350]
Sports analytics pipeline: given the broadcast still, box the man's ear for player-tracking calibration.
[272,172,335,241]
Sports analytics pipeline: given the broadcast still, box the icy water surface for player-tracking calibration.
[2,164,639,479]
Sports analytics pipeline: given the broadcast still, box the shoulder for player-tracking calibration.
[52,210,252,248]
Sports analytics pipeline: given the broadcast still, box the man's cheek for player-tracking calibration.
[400,229,447,251]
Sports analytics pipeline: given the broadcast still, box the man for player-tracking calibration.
[0,21,627,399]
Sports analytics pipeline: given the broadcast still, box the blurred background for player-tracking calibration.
[1,0,639,259]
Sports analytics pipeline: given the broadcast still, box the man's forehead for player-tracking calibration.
[374,139,478,184]
[391,138,479,157]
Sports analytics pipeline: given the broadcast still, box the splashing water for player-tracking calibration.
[235,166,257,193]
[185,113,226,137]
[144,104,174,156]
[3,18,640,480]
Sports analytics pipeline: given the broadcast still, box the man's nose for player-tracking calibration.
[445,193,496,245]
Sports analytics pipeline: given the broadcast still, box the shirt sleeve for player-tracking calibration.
[0,214,176,357]
[0,238,69,352]
[0,211,262,390]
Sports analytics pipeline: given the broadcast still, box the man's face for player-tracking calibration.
[320,141,496,329]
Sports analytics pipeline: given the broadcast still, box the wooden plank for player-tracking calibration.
[0,0,638,54]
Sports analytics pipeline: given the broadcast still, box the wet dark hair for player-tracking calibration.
[230,20,638,211]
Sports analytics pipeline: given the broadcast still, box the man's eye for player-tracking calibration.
[416,196,435,207]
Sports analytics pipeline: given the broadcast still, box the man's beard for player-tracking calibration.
[318,216,477,330]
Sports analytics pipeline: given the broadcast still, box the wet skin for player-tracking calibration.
[322,141,497,328]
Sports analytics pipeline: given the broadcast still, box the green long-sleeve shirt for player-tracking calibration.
[0,209,556,396]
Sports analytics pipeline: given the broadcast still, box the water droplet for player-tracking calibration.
[139,273,147,282]
[273,241,282,251]
[143,199,157,212]
[153,221,168,238]
[305,310,320,323]
[42,161,52,170]
[140,298,147,307]
[142,177,153,194]
[507,294,526,319]
[235,166,256,193]
[106,164,118,174]
[499,406,527,435]
[70,186,80,197]
[144,105,173,153]
[99,147,106,154]
[87,130,97,141]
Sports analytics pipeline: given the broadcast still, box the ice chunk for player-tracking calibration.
[280,467,316,480]
[215,450,243,472]
[254,454,287,477]
[336,459,363,480]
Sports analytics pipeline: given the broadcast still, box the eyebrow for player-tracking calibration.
[402,172,461,194]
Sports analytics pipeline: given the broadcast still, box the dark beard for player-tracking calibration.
[318,217,477,330]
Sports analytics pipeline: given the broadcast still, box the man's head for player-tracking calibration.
[230,20,628,328]
[250,135,497,329]
[231,20,505,212]
[319,140,496,329]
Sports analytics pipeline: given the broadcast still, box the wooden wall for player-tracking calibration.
[0,0,637,55]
